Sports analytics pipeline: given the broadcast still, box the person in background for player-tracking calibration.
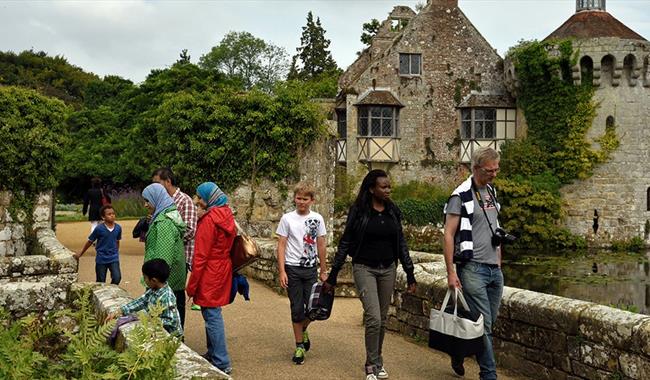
[152,168,197,271]
[74,205,122,285]
[186,182,236,375]
[142,183,188,328]
[325,169,417,380]
[83,177,111,233]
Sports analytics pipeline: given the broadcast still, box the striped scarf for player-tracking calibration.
[443,176,498,262]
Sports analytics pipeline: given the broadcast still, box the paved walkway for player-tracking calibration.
[57,220,526,380]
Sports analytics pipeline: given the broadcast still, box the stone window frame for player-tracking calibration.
[357,106,400,137]
[399,53,422,76]
[461,108,497,140]
[336,109,347,138]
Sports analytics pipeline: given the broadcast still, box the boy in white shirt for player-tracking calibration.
[276,182,328,365]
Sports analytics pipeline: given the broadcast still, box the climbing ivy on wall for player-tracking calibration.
[0,86,69,237]
[497,40,619,249]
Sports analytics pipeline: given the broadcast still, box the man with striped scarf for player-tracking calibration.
[443,147,504,380]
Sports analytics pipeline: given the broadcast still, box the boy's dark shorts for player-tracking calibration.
[285,265,318,323]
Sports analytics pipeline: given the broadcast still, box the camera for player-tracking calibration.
[491,228,517,247]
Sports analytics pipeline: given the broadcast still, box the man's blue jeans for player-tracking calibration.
[95,261,121,284]
[457,261,504,380]
[201,307,231,372]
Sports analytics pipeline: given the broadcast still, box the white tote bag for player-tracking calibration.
[428,288,485,357]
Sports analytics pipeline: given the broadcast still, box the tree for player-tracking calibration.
[199,31,288,91]
[288,11,338,80]
[177,49,191,64]
[360,19,380,46]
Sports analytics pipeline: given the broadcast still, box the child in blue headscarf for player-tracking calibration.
[142,183,187,328]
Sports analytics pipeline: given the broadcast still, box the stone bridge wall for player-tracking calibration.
[246,238,650,380]
[390,255,650,380]
[0,191,78,316]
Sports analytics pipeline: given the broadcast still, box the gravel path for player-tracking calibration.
[56,220,526,380]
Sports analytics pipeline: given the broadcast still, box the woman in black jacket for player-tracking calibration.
[326,169,417,380]
[82,177,110,233]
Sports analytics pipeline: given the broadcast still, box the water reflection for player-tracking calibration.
[503,251,650,314]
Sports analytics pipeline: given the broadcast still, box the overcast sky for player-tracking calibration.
[1,0,649,83]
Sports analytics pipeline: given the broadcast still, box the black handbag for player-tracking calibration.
[307,282,334,321]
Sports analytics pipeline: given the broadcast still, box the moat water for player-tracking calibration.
[503,249,650,314]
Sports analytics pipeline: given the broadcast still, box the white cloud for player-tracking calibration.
[1,0,648,82]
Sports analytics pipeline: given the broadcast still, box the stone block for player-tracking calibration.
[579,304,650,352]
[0,227,11,241]
[23,256,51,275]
[571,361,615,380]
[579,341,619,372]
[401,293,424,316]
[494,318,565,352]
[506,289,592,334]
[619,352,650,380]
[11,225,24,240]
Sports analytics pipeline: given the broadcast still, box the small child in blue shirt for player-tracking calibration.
[74,205,122,285]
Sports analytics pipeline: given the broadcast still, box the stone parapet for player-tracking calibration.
[72,283,231,380]
[388,254,650,380]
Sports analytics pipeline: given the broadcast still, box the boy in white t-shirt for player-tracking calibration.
[276,182,328,365]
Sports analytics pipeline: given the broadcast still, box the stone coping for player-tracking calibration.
[72,283,231,380]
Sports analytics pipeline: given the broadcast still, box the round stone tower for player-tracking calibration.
[547,2,650,241]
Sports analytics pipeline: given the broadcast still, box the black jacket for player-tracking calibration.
[327,202,416,286]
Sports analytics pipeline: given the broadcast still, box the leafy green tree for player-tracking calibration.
[0,50,98,106]
[0,86,69,195]
[288,11,339,80]
[199,31,288,91]
[360,19,380,46]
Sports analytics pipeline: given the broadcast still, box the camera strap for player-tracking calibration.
[471,178,498,238]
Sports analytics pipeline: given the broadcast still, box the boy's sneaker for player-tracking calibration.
[377,366,389,379]
[292,346,305,365]
[302,330,311,351]
[365,365,377,380]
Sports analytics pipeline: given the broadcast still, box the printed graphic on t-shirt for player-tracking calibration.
[483,192,496,210]
[300,218,321,267]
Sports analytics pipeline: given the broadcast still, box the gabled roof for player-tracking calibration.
[545,10,646,41]
[354,90,403,107]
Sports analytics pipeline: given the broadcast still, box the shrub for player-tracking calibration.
[392,181,449,226]
[0,288,180,379]
[109,189,148,218]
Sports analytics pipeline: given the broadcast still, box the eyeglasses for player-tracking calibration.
[480,167,500,175]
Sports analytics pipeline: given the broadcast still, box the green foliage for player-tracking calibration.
[199,31,289,92]
[0,50,99,106]
[0,288,179,379]
[288,11,339,81]
[610,236,645,253]
[495,177,584,249]
[0,86,70,244]
[0,86,70,194]
[392,181,449,226]
[360,19,380,46]
[498,39,621,247]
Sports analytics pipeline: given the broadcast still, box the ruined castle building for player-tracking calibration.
[336,0,520,186]
[543,0,650,239]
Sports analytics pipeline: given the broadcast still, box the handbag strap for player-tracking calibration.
[233,219,243,236]
[439,288,472,316]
